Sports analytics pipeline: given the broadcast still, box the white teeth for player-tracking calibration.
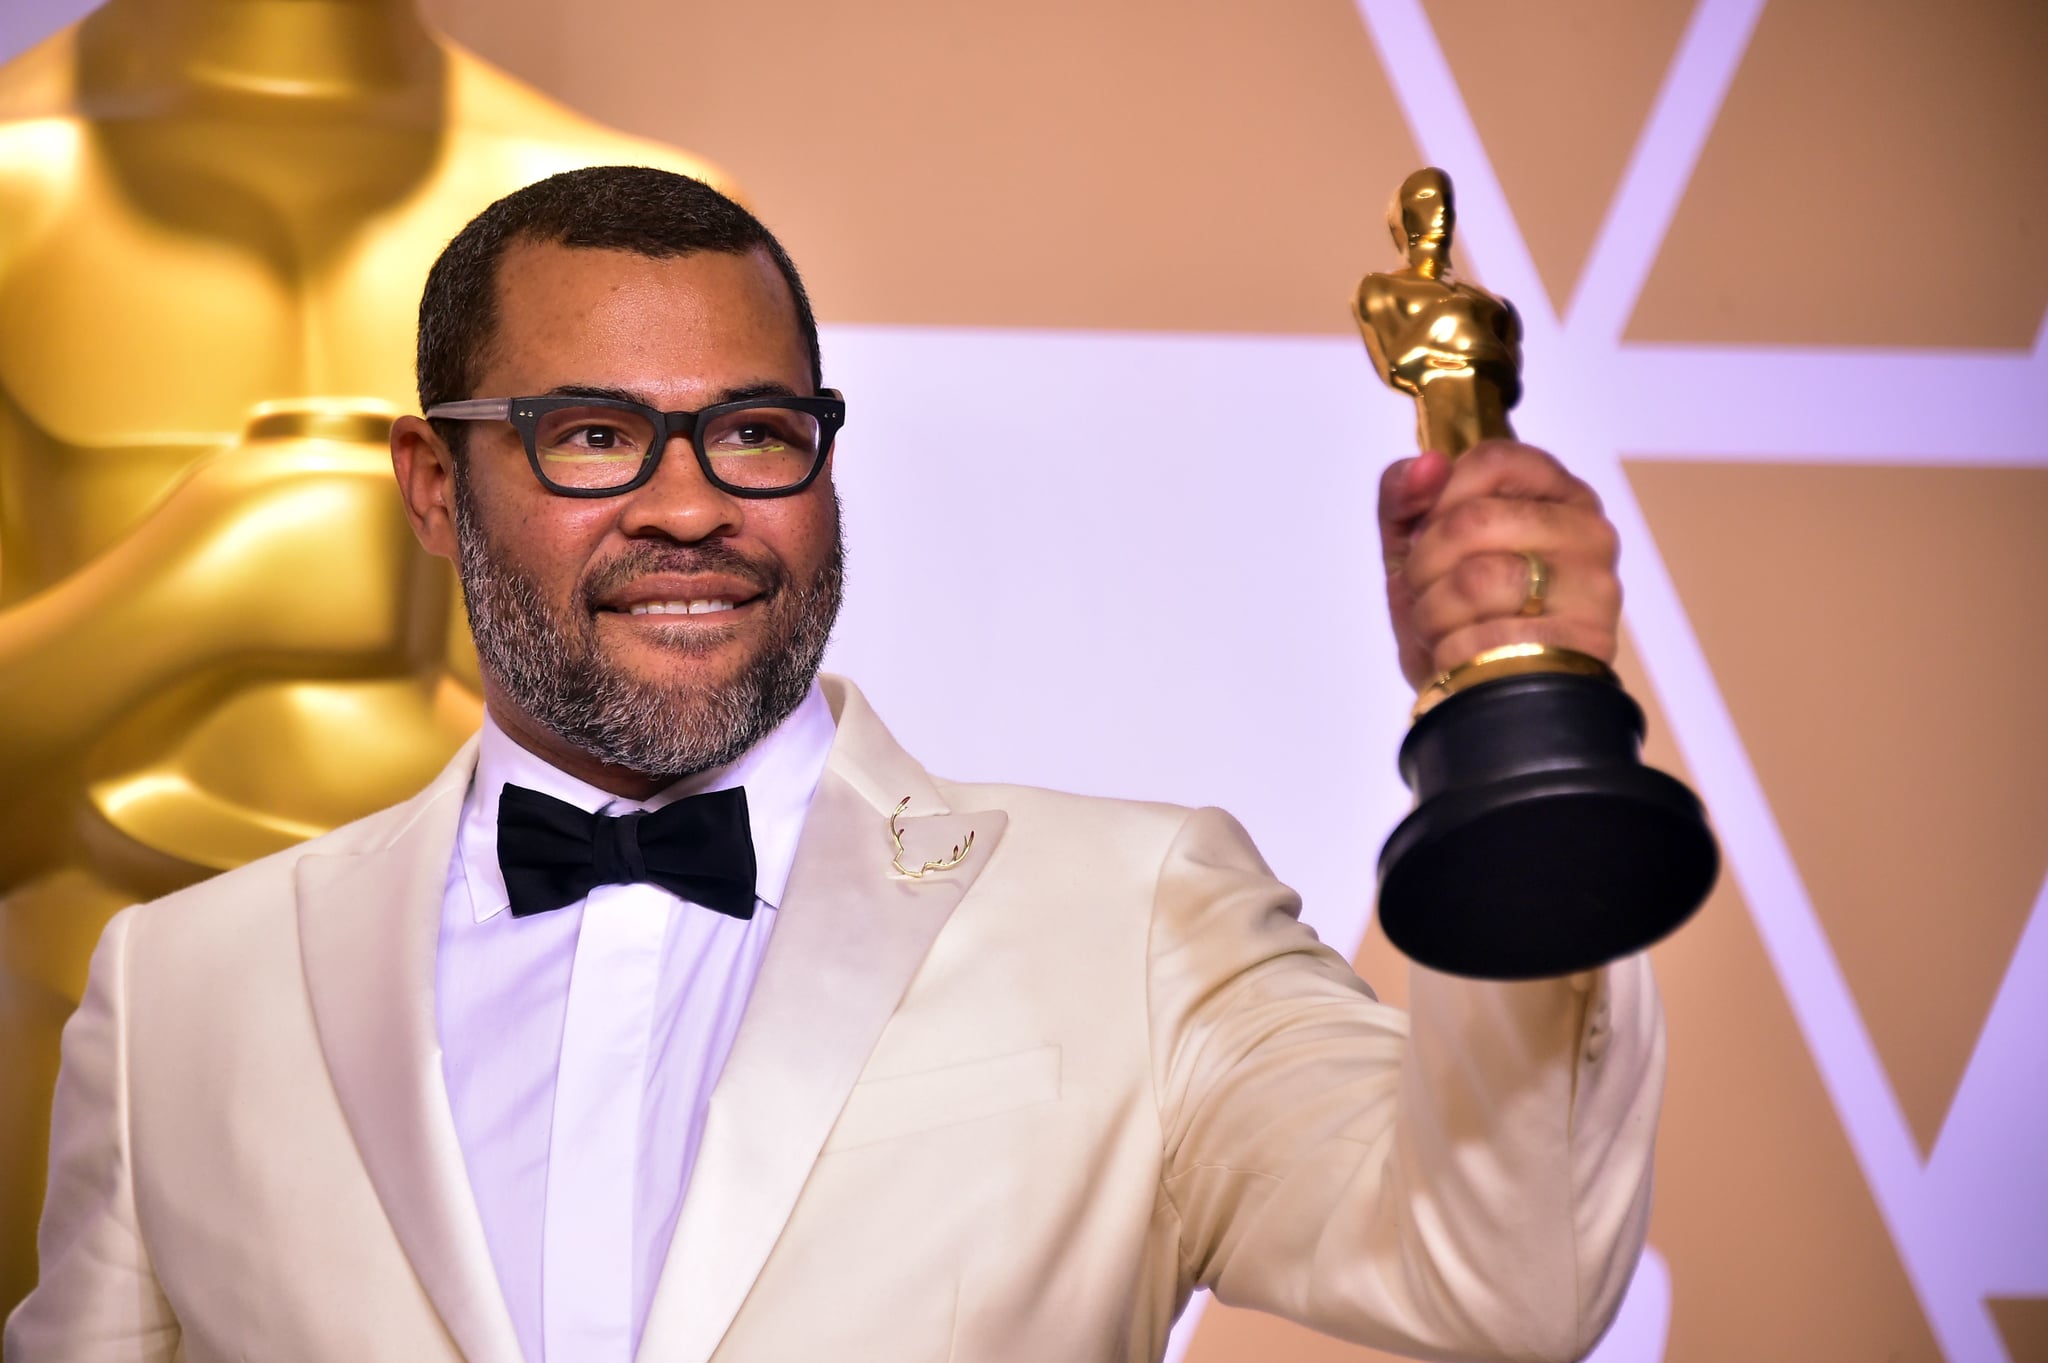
[627,600,736,616]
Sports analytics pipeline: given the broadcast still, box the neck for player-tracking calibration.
[78,0,441,117]
[1407,239,1447,281]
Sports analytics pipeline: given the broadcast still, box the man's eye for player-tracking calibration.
[570,425,623,449]
[710,425,790,457]
[540,420,648,464]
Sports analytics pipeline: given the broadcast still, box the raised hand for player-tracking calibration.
[1377,441,1622,690]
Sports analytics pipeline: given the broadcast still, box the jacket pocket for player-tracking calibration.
[822,1044,1062,1153]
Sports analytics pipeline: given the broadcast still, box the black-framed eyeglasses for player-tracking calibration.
[425,390,846,498]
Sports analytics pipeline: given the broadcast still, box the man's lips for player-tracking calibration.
[593,573,767,618]
[626,600,740,616]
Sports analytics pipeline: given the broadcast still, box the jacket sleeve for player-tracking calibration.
[4,908,181,1362]
[1148,806,1663,1363]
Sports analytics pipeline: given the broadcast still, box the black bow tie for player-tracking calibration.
[496,783,758,920]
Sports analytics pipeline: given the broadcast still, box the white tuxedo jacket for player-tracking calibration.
[7,677,1663,1363]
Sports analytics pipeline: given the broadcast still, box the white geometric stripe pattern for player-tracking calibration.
[1321,4,2048,1361]
[812,0,2048,1332]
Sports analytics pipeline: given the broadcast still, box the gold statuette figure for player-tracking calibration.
[1353,166,1523,458]
[0,0,733,1308]
[1349,167,1717,983]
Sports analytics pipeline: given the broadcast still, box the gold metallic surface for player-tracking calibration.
[1355,167,1524,459]
[1410,643,1619,721]
[1356,168,1614,718]
[1518,549,1551,618]
[0,0,732,1307]
[888,796,976,879]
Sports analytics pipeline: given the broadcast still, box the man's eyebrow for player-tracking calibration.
[543,383,646,405]
[715,380,805,404]
[539,380,807,408]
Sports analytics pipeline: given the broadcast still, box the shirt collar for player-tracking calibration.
[455,682,837,924]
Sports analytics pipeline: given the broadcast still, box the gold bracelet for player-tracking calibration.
[1412,642,1618,720]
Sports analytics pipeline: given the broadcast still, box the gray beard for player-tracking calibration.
[452,476,844,781]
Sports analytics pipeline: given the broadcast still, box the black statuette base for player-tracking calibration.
[1376,671,1718,980]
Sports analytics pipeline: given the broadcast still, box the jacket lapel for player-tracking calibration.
[296,741,524,1363]
[635,679,1008,1363]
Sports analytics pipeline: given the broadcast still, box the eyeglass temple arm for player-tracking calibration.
[423,399,513,420]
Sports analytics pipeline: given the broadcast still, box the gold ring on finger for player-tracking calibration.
[1517,550,1550,618]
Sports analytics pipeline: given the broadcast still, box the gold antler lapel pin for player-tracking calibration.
[889,796,975,879]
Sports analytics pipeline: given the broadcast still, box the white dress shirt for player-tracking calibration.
[436,685,836,1363]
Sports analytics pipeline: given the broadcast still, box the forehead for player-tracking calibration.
[483,241,808,399]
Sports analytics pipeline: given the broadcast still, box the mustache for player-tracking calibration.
[576,541,783,610]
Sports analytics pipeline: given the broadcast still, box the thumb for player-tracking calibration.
[1377,449,1451,577]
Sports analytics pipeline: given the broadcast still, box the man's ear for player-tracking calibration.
[391,415,460,561]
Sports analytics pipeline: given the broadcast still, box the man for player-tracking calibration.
[7,166,1661,1363]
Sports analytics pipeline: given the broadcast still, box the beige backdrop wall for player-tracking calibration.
[6,0,2045,1359]
[415,1,2048,1359]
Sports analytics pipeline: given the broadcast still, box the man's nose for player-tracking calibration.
[615,433,743,541]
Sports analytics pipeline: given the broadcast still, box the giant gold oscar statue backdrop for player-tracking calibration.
[0,0,732,1310]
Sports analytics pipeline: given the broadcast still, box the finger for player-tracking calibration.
[1404,495,1619,598]
[1380,452,1453,687]
[1377,450,1452,580]
[1432,439,1602,517]
[1407,549,1622,647]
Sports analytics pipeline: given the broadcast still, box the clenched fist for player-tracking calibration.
[1378,440,1622,691]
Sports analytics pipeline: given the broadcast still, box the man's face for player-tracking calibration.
[447,241,843,783]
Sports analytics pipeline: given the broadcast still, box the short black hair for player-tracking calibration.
[416,165,821,443]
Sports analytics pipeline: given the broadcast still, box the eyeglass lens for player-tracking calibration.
[533,404,823,491]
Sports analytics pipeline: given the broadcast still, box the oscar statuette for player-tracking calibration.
[1355,168,1718,979]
